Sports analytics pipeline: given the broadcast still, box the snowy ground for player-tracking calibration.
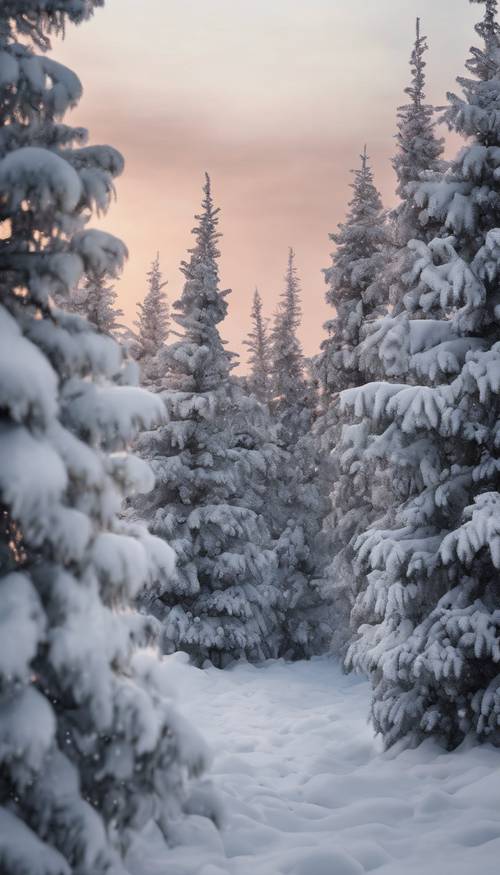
[129,656,500,875]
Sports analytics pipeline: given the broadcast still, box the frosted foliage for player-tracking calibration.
[345,0,500,750]
[132,176,283,666]
[133,253,170,390]
[0,6,212,874]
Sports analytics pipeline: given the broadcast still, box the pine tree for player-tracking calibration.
[358,18,446,386]
[346,0,500,749]
[133,253,170,389]
[244,287,272,404]
[267,250,330,656]
[68,270,124,336]
[132,175,282,667]
[393,18,445,248]
[0,4,212,872]
[312,149,387,653]
[319,147,387,396]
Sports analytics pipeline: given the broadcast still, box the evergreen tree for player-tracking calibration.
[267,250,331,657]
[244,287,272,404]
[393,18,445,249]
[346,0,500,749]
[271,248,311,442]
[318,146,387,396]
[133,252,170,389]
[0,4,212,872]
[313,149,387,653]
[132,175,282,667]
[68,270,124,336]
[358,19,446,386]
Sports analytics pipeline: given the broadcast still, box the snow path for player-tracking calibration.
[130,657,500,875]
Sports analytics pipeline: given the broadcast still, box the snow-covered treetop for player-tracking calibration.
[244,287,272,404]
[325,146,386,310]
[133,252,170,383]
[445,0,500,141]
[393,18,444,209]
[167,173,233,392]
[468,0,500,80]
[271,247,307,410]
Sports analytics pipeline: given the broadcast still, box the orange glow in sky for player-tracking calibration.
[54,0,478,369]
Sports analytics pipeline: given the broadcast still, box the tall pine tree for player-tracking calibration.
[319,146,387,396]
[268,250,330,656]
[133,252,170,389]
[244,288,272,404]
[0,3,211,873]
[271,248,311,441]
[132,175,282,667]
[314,148,387,653]
[358,19,446,384]
[346,0,500,749]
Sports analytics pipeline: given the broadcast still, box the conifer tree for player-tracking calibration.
[132,175,282,667]
[357,19,446,387]
[0,4,212,872]
[134,253,170,389]
[313,149,387,653]
[271,248,313,441]
[68,270,124,336]
[346,0,500,749]
[319,147,387,396]
[266,250,330,656]
[393,18,445,249]
[244,288,272,404]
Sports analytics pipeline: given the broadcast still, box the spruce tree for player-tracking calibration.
[313,149,387,653]
[267,250,330,657]
[346,0,500,749]
[68,270,124,336]
[133,253,170,389]
[0,4,211,872]
[270,248,311,442]
[393,18,445,249]
[132,175,282,667]
[319,146,387,396]
[244,287,272,404]
[358,19,446,384]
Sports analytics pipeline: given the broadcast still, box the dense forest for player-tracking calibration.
[1,1,500,874]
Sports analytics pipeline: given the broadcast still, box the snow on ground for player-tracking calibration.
[128,656,500,875]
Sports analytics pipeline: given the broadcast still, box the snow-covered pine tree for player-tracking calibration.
[0,4,212,872]
[318,146,387,396]
[270,248,312,441]
[244,287,272,404]
[312,148,387,653]
[346,0,500,749]
[132,175,282,667]
[267,250,330,657]
[393,18,445,251]
[133,252,170,389]
[68,270,124,336]
[358,19,446,384]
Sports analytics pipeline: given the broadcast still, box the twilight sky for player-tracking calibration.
[54,0,478,368]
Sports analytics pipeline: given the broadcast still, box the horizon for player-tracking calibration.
[54,0,478,369]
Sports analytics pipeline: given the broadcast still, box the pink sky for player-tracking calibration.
[54,0,478,369]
